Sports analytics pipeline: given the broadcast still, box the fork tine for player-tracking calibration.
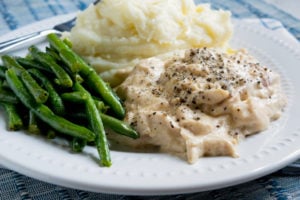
[0,30,60,54]
[53,18,76,32]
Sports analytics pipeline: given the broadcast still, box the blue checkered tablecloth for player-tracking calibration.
[0,0,300,199]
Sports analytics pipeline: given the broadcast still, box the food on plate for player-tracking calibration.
[0,34,139,167]
[66,0,286,163]
[67,0,233,86]
[114,48,287,163]
[0,0,287,166]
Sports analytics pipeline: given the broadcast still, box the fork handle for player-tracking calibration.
[0,29,61,54]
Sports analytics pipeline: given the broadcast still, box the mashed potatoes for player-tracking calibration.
[68,0,233,86]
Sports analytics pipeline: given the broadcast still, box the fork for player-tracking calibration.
[0,0,100,54]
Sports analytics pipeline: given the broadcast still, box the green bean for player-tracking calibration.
[71,137,87,153]
[100,113,139,139]
[2,55,23,73]
[47,35,81,74]
[5,68,95,142]
[74,74,84,83]
[29,46,73,88]
[46,46,84,84]
[28,68,65,116]
[5,68,36,108]
[45,47,62,62]
[85,73,125,118]
[0,79,10,90]
[0,102,23,131]
[61,91,137,138]
[61,92,108,113]
[0,34,140,168]
[16,57,52,73]
[47,33,125,119]
[74,82,111,167]
[2,55,49,104]
[20,70,49,104]
[35,104,94,141]
[94,99,109,113]
[63,38,72,48]
[61,91,87,103]
[38,121,57,139]
[46,129,56,139]
[0,79,8,88]
[28,110,40,134]
[0,67,5,78]
[0,88,19,104]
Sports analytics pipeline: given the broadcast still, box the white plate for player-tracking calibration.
[0,14,300,195]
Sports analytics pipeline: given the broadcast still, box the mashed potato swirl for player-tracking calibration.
[68,0,232,85]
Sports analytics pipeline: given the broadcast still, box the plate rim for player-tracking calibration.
[0,13,300,195]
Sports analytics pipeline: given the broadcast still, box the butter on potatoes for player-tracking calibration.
[68,0,233,85]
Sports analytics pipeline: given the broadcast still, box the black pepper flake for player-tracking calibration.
[180,98,186,103]
[221,85,227,90]
[170,121,174,128]
[190,51,196,57]
[130,121,137,127]
[216,125,220,128]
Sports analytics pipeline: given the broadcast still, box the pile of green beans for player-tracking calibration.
[0,33,139,167]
